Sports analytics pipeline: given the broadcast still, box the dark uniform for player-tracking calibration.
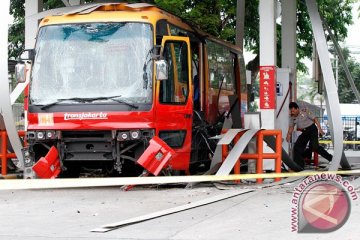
[289,109,332,168]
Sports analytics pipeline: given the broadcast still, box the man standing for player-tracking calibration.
[286,102,332,169]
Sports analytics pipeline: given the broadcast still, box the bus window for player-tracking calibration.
[206,40,236,118]
[160,41,189,104]
[207,41,236,91]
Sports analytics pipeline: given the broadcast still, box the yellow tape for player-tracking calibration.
[319,140,360,144]
[0,169,359,190]
[343,141,360,144]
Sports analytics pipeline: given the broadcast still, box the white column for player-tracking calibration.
[279,0,296,153]
[25,0,43,49]
[281,0,297,100]
[259,0,277,129]
[235,0,245,50]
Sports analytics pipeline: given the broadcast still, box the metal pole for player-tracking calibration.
[335,55,339,89]
[235,0,245,50]
[356,117,358,140]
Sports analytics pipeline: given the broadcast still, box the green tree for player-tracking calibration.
[155,1,353,69]
[8,0,69,59]
[336,48,360,103]
[155,0,354,107]
[9,0,354,62]
[297,71,322,104]
[9,0,25,59]
[9,0,355,101]
[297,47,360,104]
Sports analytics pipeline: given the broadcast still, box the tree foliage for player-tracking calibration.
[155,0,354,105]
[155,1,353,71]
[297,71,320,103]
[8,0,355,81]
[8,0,25,58]
[336,48,360,103]
[297,47,360,104]
[8,0,67,58]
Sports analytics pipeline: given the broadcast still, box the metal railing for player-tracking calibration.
[318,116,360,151]
[221,129,282,183]
[0,130,26,175]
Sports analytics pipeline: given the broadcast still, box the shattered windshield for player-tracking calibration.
[30,22,153,105]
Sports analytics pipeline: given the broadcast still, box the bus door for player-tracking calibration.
[155,36,193,170]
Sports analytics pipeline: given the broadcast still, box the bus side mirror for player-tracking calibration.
[15,63,26,83]
[155,59,168,81]
[19,49,35,62]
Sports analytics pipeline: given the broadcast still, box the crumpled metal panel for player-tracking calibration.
[126,3,154,9]
[26,4,97,20]
[91,189,253,233]
[137,136,175,176]
[27,2,155,20]
[216,129,259,176]
[305,0,346,171]
[210,117,233,169]
[32,146,61,179]
[217,129,243,145]
[65,4,102,15]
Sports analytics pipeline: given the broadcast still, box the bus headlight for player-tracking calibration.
[117,132,129,141]
[130,130,140,140]
[46,130,57,139]
[36,131,45,140]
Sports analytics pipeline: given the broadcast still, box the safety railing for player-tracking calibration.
[0,130,25,175]
[221,129,282,183]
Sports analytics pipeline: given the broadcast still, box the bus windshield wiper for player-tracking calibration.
[109,97,139,109]
[79,95,139,109]
[38,95,138,110]
[60,95,123,103]
[38,98,85,110]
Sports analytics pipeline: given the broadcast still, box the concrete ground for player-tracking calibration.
[328,148,360,165]
[0,176,359,240]
[1,148,359,240]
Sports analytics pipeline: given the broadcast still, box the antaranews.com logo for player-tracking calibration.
[290,173,358,233]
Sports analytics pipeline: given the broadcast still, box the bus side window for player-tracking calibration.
[160,41,189,104]
[206,40,236,119]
